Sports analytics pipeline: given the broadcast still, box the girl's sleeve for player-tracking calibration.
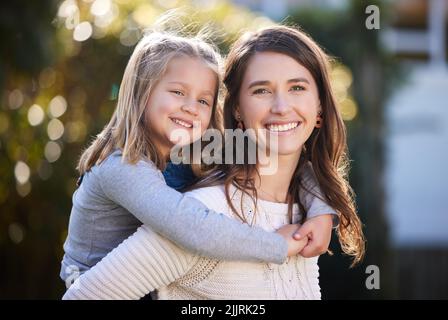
[97,153,287,264]
[62,225,197,300]
[300,162,339,226]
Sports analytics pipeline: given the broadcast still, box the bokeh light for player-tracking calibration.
[27,104,45,126]
[47,119,65,140]
[14,161,30,185]
[73,21,93,41]
[8,223,25,244]
[48,96,68,118]
[8,89,24,110]
[16,181,32,197]
[44,141,62,163]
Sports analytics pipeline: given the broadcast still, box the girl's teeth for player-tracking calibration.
[173,119,192,128]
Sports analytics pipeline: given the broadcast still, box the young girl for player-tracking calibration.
[60,30,337,286]
[62,25,364,300]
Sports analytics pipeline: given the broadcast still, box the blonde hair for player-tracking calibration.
[77,31,223,174]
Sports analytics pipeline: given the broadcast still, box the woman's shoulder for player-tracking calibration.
[183,185,228,213]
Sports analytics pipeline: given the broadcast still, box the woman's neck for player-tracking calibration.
[254,150,301,203]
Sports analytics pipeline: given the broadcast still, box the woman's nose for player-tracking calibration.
[271,93,291,115]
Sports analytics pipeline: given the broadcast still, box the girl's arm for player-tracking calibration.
[62,225,197,300]
[300,162,338,225]
[97,151,287,264]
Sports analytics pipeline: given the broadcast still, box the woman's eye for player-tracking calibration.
[253,88,270,95]
[290,85,305,92]
[171,90,184,96]
[199,99,210,106]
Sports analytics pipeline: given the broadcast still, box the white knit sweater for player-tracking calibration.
[62,185,321,300]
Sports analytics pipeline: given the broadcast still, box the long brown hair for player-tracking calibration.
[192,25,365,266]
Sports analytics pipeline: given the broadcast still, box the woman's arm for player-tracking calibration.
[62,225,197,300]
[97,152,287,264]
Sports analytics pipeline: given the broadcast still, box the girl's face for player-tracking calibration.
[146,56,216,157]
[238,51,321,157]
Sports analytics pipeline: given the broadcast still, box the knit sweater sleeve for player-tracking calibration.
[62,225,197,300]
[95,151,287,264]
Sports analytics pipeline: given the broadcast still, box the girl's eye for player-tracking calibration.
[290,85,305,92]
[171,90,184,96]
[253,88,270,95]
[199,99,210,106]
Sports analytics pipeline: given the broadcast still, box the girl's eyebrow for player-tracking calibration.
[168,81,214,97]
[247,77,310,89]
[168,81,188,87]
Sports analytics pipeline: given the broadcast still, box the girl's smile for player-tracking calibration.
[145,56,217,157]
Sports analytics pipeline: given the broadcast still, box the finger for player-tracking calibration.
[293,223,313,240]
[300,244,316,258]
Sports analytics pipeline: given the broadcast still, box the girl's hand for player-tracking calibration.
[276,224,309,257]
[293,214,333,257]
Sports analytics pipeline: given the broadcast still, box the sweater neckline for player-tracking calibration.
[227,185,299,216]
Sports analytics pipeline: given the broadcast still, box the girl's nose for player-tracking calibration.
[181,99,199,116]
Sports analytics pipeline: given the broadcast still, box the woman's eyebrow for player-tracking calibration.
[287,77,310,84]
[247,77,310,89]
[247,80,270,89]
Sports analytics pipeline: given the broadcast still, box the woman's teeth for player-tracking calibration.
[266,122,300,132]
[172,118,193,128]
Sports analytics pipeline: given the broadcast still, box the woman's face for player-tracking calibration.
[237,51,321,157]
[146,56,216,157]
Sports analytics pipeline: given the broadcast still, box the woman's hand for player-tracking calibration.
[293,214,333,257]
[276,224,308,257]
